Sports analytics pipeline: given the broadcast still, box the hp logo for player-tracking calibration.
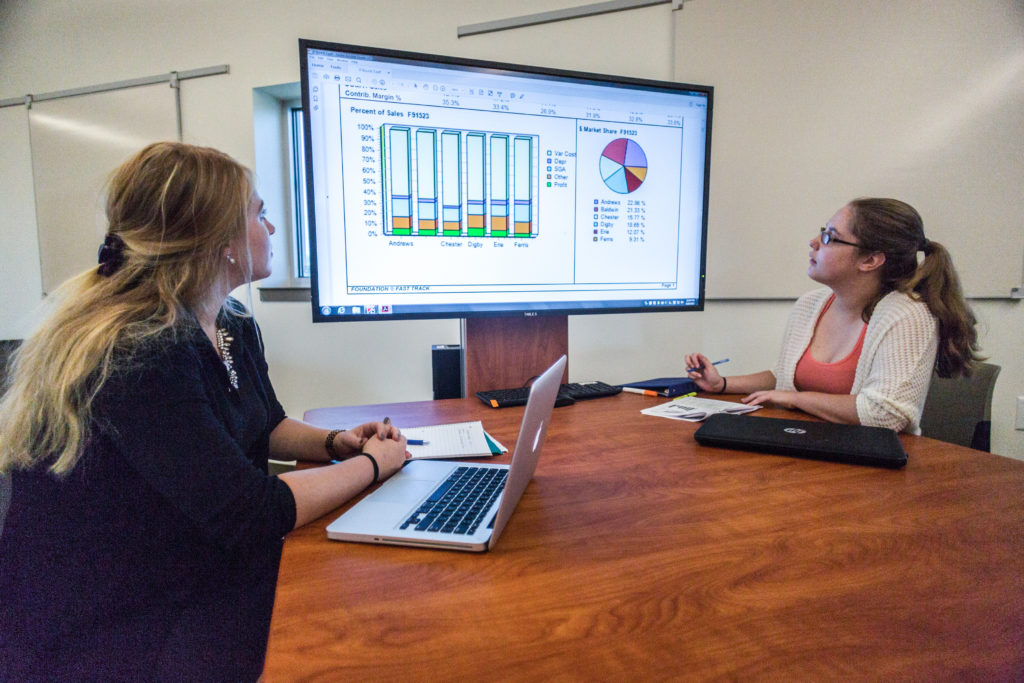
[784,427,807,435]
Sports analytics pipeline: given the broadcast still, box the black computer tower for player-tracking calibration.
[431,344,463,399]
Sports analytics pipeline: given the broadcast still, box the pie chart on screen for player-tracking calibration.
[599,138,648,194]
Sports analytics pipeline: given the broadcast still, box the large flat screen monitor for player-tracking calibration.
[299,39,712,322]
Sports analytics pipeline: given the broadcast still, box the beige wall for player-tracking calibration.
[1,1,1021,457]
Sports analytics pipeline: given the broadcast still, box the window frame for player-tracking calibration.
[287,103,311,281]
[252,83,310,300]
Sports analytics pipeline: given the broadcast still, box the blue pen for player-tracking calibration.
[687,358,729,373]
[407,439,428,446]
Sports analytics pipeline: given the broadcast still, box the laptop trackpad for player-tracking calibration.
[370,477,437,504]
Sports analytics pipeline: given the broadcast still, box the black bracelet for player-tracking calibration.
[718,377,727,394]
[324,429,345,457]
[358,452,380,482]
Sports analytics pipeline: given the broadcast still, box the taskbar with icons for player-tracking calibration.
[315,297,700,321]
[642,298,698,307]
[319,305,393,317]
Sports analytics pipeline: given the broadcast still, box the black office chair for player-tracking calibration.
[0,341,22,538]
[920,362,1001,452]
[0,474,10,539]
[0,339,21,388]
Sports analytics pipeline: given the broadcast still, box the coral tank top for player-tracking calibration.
[793,296,867,394]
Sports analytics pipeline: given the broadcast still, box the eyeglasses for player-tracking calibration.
[819,226,862,248]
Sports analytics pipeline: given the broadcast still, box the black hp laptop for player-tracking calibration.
[694,413,908,469]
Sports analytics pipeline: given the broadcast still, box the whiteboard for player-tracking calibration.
[29,83,178,293]
[671,0,1024,298]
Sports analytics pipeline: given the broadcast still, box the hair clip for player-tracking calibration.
[97,233,126,277]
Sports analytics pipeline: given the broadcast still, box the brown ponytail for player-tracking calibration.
[848,198,980,378]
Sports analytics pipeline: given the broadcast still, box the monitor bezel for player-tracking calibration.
[298,38,713,322]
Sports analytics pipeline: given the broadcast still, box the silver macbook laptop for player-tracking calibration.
[326,355,566,552]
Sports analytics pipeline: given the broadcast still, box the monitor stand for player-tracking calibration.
[461,316,569,396]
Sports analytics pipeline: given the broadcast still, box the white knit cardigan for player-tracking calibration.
[773,288,938,434]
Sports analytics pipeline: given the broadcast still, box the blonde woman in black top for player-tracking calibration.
[0,142,408,680]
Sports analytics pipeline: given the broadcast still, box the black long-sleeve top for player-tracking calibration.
[0,304,296,681]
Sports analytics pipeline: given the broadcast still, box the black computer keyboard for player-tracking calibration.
[562,381,623,400]
[476,381,621,408]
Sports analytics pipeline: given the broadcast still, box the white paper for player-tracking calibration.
[641,396,761,422]
[404,421,503,459]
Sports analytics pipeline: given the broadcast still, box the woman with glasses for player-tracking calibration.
[685,198,979,433]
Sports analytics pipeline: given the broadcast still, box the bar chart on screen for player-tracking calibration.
[381,124,540,240]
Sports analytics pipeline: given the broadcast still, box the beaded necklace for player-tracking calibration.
[215,327,239,391]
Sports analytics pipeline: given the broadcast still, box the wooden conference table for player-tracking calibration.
[264,394,1024,680]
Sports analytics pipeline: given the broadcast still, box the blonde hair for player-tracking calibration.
[0,142,253,475]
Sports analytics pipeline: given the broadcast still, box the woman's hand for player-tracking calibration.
[332,420,403,457]
[741,390,799,409]
[360,433,410,481]
[280,428,410,529]
[324,420,408,480]
[744,390,861,425]
[684,352,726,393]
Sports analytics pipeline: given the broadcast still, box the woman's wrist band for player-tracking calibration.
[718,377,727,394]
[324,429,345,457]
[358,452,380,482]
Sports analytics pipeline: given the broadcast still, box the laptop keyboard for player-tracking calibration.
[400,466,508,535]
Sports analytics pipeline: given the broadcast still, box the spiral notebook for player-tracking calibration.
[404,421,506,459]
